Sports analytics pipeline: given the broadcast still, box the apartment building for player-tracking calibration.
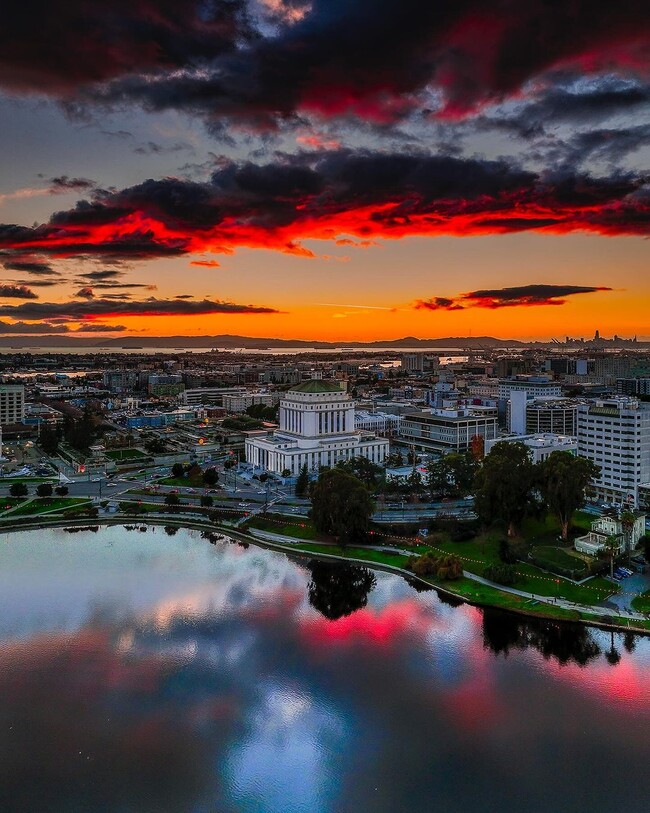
[576,397,650,507]
[0,384,25,425]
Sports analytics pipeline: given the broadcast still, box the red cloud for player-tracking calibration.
[0,153,647,268]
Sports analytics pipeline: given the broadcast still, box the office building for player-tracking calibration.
[399,406,498,455]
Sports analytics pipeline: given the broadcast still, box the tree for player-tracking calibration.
[599,534,621,578]
[310,468,375,546]
[9,482,28,497]
[201,495,214,507]
[538,451,600,542]
[307,562,376,620]
[202,467,219,486]
[165,492,180,506]
[385,450,404,467]
[428,452,478,498]
[620,509,636,555]
[55,485,69,496]
[36,483,53,497]
[281,468,292,478]
[171,462,184,478]
[473,441,537,537]
[39,425,59,455]
[295,463,310,498]
[337,456,382,488]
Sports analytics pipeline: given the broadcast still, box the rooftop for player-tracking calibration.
[290,380,343,394]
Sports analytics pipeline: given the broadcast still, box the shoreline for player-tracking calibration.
[1,512,648,637]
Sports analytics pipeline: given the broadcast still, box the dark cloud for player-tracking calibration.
[0,319,69,334]
[476,78,650,140]
[48,175,96,193]
[83,0,650,125]
[415,284,613,311]
[0,0,254,93]
[2,260,57,275]
[0,151,647,265]
[75,287,95,299]
[10,279,61,288]
[0,1,647,126]
[73,323,128,332]
[0,284,38,299]
[77,269,123,281]
[0,297,281,320]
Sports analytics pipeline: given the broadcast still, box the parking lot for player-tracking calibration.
[601,570,650,613]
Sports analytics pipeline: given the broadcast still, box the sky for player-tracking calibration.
[0,0,649,342]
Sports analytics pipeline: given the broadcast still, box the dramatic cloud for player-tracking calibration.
[0,151,647,267]
[0,297,281,321]
[415,284,613,310]
[0,284,37,299]
[0,1,253,94]
[1,1,648,126]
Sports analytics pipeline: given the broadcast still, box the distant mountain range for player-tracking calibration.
[0,334,529,350]
[0,333,647,350]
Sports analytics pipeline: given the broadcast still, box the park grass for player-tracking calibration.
[418,534,617,605]
[10,498,89,517]
[0,498,24,512]
[533,545,588,573]
[246,513,319,540]
[631,591,650,614]
[105,448,147,461]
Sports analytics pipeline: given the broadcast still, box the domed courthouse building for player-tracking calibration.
[245,379,389,476]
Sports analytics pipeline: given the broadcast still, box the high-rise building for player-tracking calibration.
[0,384,25,425]
[245,380,388,475]
[576,397,650,507]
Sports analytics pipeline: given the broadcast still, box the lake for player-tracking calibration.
[1,525,649,813]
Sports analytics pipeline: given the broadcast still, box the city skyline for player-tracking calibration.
[1,1,649,341]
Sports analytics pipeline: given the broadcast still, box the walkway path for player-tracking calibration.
[248,528,648,623]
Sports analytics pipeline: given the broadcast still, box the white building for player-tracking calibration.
[355,411,402,435]
[498,377,563,400]
[485,433,577,464]
[577,397,650,507]
[399,406,498,455]
[222,392,279,413]
[0,384,25,425]
[574,512,646,556]
[245,380,388,476]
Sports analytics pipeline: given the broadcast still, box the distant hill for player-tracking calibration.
[0,333,542,350]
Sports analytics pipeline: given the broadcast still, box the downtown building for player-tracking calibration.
[398,405,498,456]
[245,380,388,476]
[576,397,650,507]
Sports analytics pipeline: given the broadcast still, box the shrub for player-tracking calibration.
[55,485,69,496]
[484,564,517,586]
[36,483,53,498]
[9,482,28,498]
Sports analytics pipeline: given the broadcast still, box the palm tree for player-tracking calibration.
[600,534,621,579]
[620,509,635,565]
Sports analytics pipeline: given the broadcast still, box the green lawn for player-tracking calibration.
[632,591,650,614]
[533,545,588,574]
[10,498,89,517]
[421,534,617,605]
[246,514,319,540]
[0,498,23,512]
[105,448,147,460]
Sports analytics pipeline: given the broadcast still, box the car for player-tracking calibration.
[621,567,634,576]
[185,488,196,493]
[106,482,117,488]
[238,502,250,508]
[91,477,101,482]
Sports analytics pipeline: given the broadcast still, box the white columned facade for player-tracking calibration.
[245,380,389,476]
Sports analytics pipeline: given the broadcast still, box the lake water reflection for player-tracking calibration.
[1,525,650,813]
